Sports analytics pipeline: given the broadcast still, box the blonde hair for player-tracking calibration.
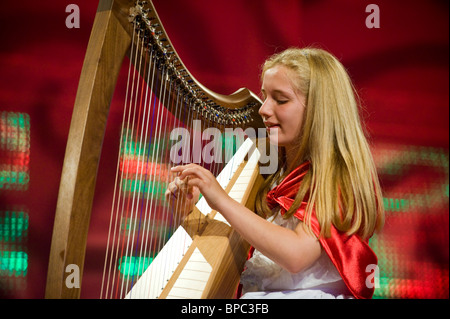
[256,47,384,240]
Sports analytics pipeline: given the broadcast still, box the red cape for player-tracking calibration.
[266,162,377,299]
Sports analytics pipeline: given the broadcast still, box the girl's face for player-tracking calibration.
[259,65,306,150]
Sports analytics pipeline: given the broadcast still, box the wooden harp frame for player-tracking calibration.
[45,0,263,299]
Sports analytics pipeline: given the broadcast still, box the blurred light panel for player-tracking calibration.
[371,144,449,298]
[0,112,30,191]
[0,210,29,293]
[0,112,30,295]
[118,255,153,277]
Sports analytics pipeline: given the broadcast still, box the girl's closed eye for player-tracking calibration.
[276,99,288,105]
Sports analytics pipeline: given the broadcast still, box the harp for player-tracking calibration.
[45,0,264,299]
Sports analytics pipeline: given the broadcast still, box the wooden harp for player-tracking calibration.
[45,0,264,299]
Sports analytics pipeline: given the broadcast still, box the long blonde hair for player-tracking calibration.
[255,47,384,240]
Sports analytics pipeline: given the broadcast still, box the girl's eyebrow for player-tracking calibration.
[272,89,290,96]
[261,88,291,97]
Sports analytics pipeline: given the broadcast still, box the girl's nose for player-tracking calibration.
[258,99,272,120]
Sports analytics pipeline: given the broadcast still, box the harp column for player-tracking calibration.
[45,0,131,299]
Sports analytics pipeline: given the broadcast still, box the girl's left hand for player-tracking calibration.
[170,164,230,212]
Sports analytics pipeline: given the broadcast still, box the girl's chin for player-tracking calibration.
[267,135,280,146]
[268,136,293,148]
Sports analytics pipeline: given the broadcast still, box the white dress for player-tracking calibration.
[240,213,353,299]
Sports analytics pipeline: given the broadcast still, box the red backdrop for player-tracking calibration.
[0,0,448,299]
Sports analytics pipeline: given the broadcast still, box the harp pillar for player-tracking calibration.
[45,0,131,299]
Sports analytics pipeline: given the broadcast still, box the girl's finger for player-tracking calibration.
[168,182,178,193]
[165,188,177,200]
[171,164,203,176]
[170,164,192,173]
[178,168,208,185]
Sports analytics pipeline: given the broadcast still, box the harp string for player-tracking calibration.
[158,69,174,273]
[126,48,160,298]
[101,16,239,299]
[100,21,140,299]
[123,36,153,295]
[139,64,167,295]
[115,26,148,298]
[130,46,160,297]
[124,46,184,298]
[155,71,176,289]
[129,44,165,297]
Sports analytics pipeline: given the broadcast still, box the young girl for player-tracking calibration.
[166,47,384,299]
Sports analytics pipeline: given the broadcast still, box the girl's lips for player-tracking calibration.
[265,124,280,130]
[266,125,280,135]
[264,121,280,128]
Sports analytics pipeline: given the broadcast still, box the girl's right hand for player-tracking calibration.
[164,175,200,218]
